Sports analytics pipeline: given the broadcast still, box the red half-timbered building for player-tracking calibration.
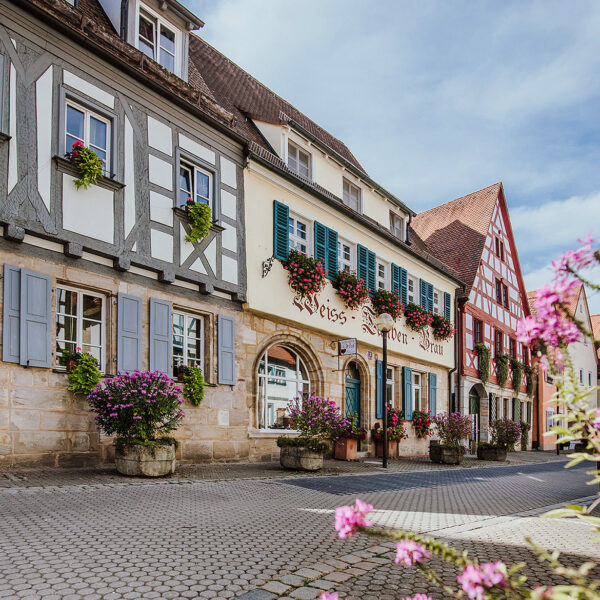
[413,183,533,446]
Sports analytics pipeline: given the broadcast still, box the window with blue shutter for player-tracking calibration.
[428,372,437,415]
[426,282,434,313]
[314,221,327,266]
[420,279,427,308]
[391,264,400,294]
[218,314,235,385]
[392,265,408,305]
[444,292,451,320]
[149,298,172,376]
[357,245,368,287]
[3,264,21,364]
[357,245,376,292]
[376,359,383,419]
[2,265,52,368]
[402,366,413,420]
[117,293,142,372]
[273,200,289,260]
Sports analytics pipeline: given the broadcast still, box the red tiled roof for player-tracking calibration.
[411,183,502,291]
[591,315,600,359]
[187,34,367,173]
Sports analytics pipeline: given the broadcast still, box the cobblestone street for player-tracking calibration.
[0,455,597,599]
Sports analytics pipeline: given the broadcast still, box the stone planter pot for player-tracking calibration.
[429,444,463,465]
[334,438,358,461]
[476,445,507,461]
[376,440,398,458]
[279,445,323,471]
[114,443,176,477]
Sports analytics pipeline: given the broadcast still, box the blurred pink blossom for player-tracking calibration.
[334,498,373,539]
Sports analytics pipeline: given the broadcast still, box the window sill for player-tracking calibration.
[53,156,125,191]
[248,430,300,438]
[172,207,225,233]
[0,132,10,142]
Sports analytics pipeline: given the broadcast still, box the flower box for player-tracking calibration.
[279,445,324,471]
[114,442,176,477]
[376,440,398,458]
[335,438,358,461]
[429,444,463,465]
[476,445,507,461]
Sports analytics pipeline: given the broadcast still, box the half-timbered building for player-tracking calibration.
[413,183,534,447]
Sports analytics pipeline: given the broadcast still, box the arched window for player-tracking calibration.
[257,346,310,429]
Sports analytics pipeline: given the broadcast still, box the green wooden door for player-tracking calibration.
[345,376,361,449]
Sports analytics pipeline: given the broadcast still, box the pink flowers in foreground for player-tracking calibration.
[319,593,338,600]
[593,409,600,429]
[457,561,507,600]
[401,595,432,600]
[334,498,373,539]
[395,540,432,566]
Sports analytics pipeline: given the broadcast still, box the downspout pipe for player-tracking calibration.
[456,290,468,414]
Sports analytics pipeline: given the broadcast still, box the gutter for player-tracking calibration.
[284,117,416,217]
[246,148,465,286]
[11,0,248,147]
[456,293,468,414]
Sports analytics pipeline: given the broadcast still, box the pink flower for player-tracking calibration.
[594,409,600,429]
[320,593,338,600]
[395,541,432,566]
[457,562,507,600]
[401,595,432,600]
[334,498,373,539]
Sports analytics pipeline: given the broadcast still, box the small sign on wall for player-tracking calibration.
[338,338,357,356]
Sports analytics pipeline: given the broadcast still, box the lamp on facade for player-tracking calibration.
[376,312,394,469]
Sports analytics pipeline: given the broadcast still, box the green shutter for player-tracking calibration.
[273,200,289,260]
[357,244,368,286]
[367,249,376,292]
[527,402,532,424]
[420,279,427,308]
[444,292,451,320]
[402,366,413,420]
[314,221,327,266]
[400,267,407,306]
[428,372,437,415]
[325,228,338,279]
[392,264,400,294]
[376,359,383,419]
[427,282,434,313]
[512,398,519,421]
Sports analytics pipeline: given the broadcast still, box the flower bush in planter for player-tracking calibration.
[431,314,455,341]
[404,302,433,332]
[489,417,522,450]
[371,288,403,320]
[432,412,472,447]
[334,412,367,442]
[183,197,212,244]
[411,410,433,438]
[88,370,184,448]
[333,270,370,310]
[65,140,105,189]
[519,420,531,450]
[283,250,326,300]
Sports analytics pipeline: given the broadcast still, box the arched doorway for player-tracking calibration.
[469,386,481,443]
[344,361,361,448]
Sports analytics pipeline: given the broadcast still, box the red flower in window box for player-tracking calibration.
[333,270,370,310]
[431,314,455,341]
[371,289,403,320]
[283,249,327,300]
[404,302,433,332]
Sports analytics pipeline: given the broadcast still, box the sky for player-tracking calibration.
[182,0,600,313]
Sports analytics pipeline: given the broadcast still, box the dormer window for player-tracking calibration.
[390,211,405,240]
[343,178,361,212]
[138,6,179,74]
[287,141,310,179]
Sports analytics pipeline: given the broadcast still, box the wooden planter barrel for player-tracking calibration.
[335,438,358,461]
[376,440,398,458]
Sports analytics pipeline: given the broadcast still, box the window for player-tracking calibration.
[138,7,177,73]
[495,236,505,261]
[377,262,387,290]
[580,369,584,384]
[343,178,361,212]
[474,319,483,345]
[589,372,593,387]
[494,329,503,357]
[257,346,310,429]
[503,285,509,309]
[407,276,416,304]
[413,372,423,411]
[546,409,554,432]
[172,312,204,378]
[386,367,395,407]
[338,240,353,272]
[287,141,310,178]
[390,212,404,240]
[179,161,213,208]
[55,287,105,370]
[522,344,529,366]
[65,101,110,172]
[433,291,440,315]
[509,338,516,359]
[503,397,509,419]
[495,279,502,304]
[288,215,309,255]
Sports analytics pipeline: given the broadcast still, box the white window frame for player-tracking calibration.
[179,160,213,210]
[55,286,106,372]
[433,290,440,315]
[407,275,416,304]
[338,239,353,272]
[136,3,181,75]
[288,213,310,255]
[257,346,310,430]
[65,100,111,174]
[386,366,395,407]
[377,261,388,291]
[390,212,405,240]
[172,311,204,376]
[413,372,423,412]
[287,140,311,179]
[342,178,361,213]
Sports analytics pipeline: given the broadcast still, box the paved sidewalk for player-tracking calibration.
[0,450,567,490]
